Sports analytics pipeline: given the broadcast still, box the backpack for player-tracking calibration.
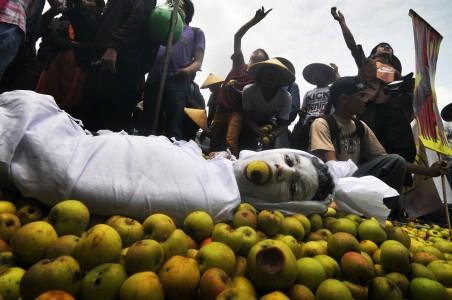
[290,114,365,154]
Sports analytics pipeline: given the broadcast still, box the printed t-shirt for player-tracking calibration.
[310,114,386,165]
[301,86,330,122]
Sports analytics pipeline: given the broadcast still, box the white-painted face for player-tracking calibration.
[233,150,320,203]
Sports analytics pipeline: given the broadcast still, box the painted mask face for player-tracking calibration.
[233,150,321,203]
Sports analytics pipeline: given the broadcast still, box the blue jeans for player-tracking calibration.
[0,23,22,76]
[143,76,189,140]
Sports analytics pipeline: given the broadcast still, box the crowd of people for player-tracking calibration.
[0,1,449,218]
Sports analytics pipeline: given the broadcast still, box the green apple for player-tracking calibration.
[0,213,21,241]
[428,260,452,286]
[295,257,327,292]
[233,209,257,229]
[120,271,164,300]
[196,241,236,275]
[231,276,257,298]
[199,267,231,300]
[329,218,357,236]
[45,235,80,258]
[340,251,374,285]
[47,200,90,236]
[125,239,164,274]
[160,229,188,261]
[380,240,411,274]
[15,199,47,225]
[309,214,323,232]
[326,232,360,261]
[280,217,305,241]
[368,277,403,300]
[275,235,302,259]
[257,210,282,236]
[74,224,122,270]
[158,256,200,300]
[314,254,341,279]
[343,281,368,300]
[183,210,214,242]
[409,277,447,300]
[358,219,387,245]
[142,213,176,242]
[216,287,257,300]
[410,262,437,280]
[20,256,81,300]
[0,201,16,214]
[235,226,258,257]
[10,221,58,266]
[260,291,290,299]
[106,216,144,247]
[300,241,327,257]
[360,240,379,256]
[385,272,409,298]
[286,284,315,300]
[80,263,127,300]
[212,223,243,253]
[0,266,25,300]
[345,214,363,224]
[316,279,353,300]
[292,214,311,235]
[247,239,297,292]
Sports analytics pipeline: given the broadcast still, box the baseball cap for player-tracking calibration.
[329,76,367,108]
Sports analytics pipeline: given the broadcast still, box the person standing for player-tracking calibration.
[0,0,33,81]
[209,7,271,156]
[331,7,416,174]
[142,0,205,140]
[82,0,157,132]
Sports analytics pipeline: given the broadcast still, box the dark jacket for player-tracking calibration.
[94,0,156,54]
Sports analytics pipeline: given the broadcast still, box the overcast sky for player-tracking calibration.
[45,0,451,110]
[181,0,452,111]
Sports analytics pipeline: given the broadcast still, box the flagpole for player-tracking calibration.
[152,0,181,134]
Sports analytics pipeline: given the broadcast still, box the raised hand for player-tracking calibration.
[252,6,272,24]
[331,7,345,23]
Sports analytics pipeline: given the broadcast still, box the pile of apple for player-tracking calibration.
[1,198,452,300]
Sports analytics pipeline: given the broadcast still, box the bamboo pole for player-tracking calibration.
[152,0,182,134]
[438,153,452,236]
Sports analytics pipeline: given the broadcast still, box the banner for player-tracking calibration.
[409,9,452,156]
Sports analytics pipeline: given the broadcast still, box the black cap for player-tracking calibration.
[329,76,366,108]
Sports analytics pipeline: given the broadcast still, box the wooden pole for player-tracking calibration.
[438,153,452,236]
[152,0,182,134]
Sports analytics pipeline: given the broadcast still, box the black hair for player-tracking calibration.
[311,157,335,200]
[369,42,402,73]
[184,0,194,25]
[254,48,269,61]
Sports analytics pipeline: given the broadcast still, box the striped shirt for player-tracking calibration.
[0,0,33,33]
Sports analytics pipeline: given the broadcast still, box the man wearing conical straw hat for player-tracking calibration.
[200,73,224,128]
[240,58,295,150]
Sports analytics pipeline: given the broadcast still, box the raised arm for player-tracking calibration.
[234,6,272,55]
[331,7,358,53]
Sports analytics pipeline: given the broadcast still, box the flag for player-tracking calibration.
[410,9,452,156]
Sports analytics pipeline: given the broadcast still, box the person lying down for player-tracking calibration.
[0,91,397,224]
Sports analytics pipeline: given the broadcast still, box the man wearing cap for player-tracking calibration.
[331,7,416,175]
[240,58,295,150]
[209,6,271,156]
[310,76,447,215]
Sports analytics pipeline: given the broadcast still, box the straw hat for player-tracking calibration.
[200,73,224,89]
[184,108,207,130]
[302,63,336,85]
[441,103,452,122]
[248,58,295,86]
